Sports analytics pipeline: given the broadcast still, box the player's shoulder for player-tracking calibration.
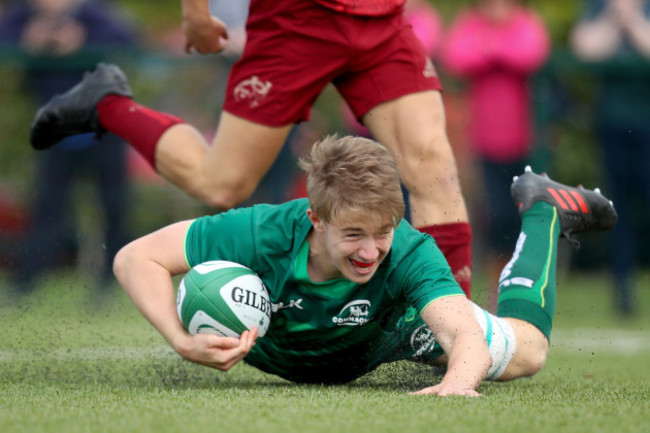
[253,198,309,213]
[250,198,310,225]
[198,198,308,222]
[391,219,439,260]
[393,218,427,241]
[249,199,312,248]
[190,199,307,237]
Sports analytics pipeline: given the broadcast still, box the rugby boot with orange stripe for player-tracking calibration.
[511,166,618,247]
[30,63,132,150]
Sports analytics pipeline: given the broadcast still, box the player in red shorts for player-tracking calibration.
[30,0,474,297]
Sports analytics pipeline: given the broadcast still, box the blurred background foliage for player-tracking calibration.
[110,0,584,46]
[0,0,647,272]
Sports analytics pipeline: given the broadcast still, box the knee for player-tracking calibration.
[112,243,131,283]
[199,179,257,210]
[398,135,458,180]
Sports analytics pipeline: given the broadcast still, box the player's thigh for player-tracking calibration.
[364,91,449,161]
[363,92,460,206]
[336,11,441,122]
[206,112,292,198]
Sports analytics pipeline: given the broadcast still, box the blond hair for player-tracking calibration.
[298,135,405,225]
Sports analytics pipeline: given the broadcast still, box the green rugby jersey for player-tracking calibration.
[185,199,462,383]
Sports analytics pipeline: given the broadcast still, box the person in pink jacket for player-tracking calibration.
[441,0,550,311]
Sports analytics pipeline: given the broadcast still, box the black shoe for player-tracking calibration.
[30,63,133,150]
[511,166,618,247]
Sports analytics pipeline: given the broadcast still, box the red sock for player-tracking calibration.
[418,222,472,298]
[96,95,184,168]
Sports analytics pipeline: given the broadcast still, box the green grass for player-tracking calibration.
[1,270,648,433]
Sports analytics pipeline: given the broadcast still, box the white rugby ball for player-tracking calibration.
[176,261,271,338]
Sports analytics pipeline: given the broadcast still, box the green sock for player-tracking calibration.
[496,201,560,341]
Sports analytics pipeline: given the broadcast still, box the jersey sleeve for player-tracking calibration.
[184,199,311,276]
[389,225,465,312]
[185,206,259,269]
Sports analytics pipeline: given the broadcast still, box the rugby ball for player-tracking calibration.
[176,261,271,338]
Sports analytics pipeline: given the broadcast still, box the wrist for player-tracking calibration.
[181,0,211,21]
[169,330,193,358]
[439,373,479,391]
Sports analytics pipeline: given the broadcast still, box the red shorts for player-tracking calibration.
[223,0,442,127]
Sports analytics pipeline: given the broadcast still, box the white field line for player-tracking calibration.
[0,329,648,362]
[0,345,178,362]
[550,328,650,354]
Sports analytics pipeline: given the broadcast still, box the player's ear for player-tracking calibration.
[307,208,324,232]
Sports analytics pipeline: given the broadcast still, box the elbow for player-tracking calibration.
[513,339,550,379]
[521,347,548,378]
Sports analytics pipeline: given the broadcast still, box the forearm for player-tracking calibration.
[114,246,190,353]
[438,331,491,391]
[416,297,491,396]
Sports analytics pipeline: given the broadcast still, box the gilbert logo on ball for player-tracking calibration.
[176,261,271,338]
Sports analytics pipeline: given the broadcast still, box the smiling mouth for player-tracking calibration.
[350,259,375,272]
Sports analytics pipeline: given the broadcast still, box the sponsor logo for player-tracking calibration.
[271,298,304,313]
[332,300,371,326]
[233,75,272,108]
[410,325,437,357]
[231,286,272,319]
[423,58,436,78]
[403,307,417,323]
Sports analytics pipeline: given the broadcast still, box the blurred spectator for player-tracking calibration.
[441,0,550,311]
[0,0,137,292]
[570,0,650,316]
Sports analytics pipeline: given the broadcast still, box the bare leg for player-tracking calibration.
[156,112,293,209]
[364,90,472,295]
[363,91,469,228]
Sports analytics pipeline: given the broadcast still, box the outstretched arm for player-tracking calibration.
[412,296,491,396]
[113,220,257,370]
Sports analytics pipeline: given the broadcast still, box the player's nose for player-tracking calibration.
[357,239,379,261]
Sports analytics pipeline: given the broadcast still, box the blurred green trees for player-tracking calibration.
[0,1,645,268]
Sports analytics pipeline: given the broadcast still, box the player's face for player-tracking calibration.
[317,211,394,283]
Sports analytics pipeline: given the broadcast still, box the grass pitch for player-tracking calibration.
[0,270,648,433]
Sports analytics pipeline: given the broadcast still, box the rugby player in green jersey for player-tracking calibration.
[114,135,617,396]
